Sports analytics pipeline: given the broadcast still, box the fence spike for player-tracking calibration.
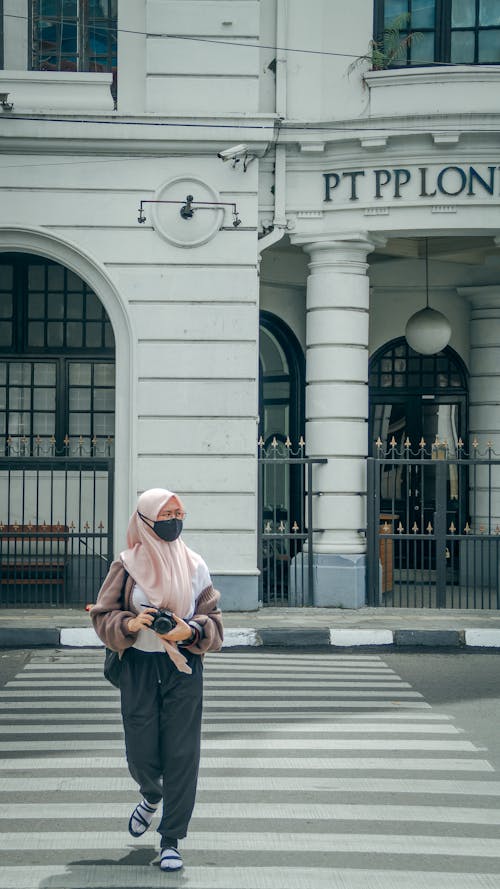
[278,521,285,532]
[404,437,411,449]
[264,521,272,533]
[472,437,479,449]
[411,522,418,533]
[375,437,383,450]
[457,438,464,449]
[426,521,433,534]
[479,524,486,534]
[464,522,471,534]
[390,436,397,448]
[285,436,292,449]
[381,522,391,533]
[449,521,456,533]
[271,436,278,449]
[397,521,404,533]
[299,436,305,449]
[292,521,299,532]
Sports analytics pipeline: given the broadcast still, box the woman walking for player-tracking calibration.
[91,487,223,871]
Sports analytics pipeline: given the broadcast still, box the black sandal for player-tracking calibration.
[128,799,158,837]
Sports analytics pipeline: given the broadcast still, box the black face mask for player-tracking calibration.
[138,512,183,542]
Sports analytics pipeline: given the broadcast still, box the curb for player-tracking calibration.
[1,626,500,650]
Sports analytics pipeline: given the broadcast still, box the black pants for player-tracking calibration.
[120,647,203,843]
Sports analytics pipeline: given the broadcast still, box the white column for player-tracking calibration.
[293,235,375,605]
[461,287,500,529]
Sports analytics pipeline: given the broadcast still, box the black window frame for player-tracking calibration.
[0,253,115,456]
[374,0,500,67]
[29,1,117,101]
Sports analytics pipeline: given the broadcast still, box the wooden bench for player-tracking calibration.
[0,523,69,602]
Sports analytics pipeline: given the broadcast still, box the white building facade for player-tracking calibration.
[1,1,499,610]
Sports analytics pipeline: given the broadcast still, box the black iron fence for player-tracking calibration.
[367,438,500,609]
[0,443,113,607]
[258,437,327,606]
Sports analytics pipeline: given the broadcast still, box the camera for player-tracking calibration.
[148,608,177,635]
[217,144,248,160]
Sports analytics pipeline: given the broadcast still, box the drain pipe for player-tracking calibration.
[258,0,287,255]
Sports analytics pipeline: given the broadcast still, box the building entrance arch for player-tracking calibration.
[0,227,136,598]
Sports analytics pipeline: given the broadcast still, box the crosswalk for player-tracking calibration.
[0,649,499,888]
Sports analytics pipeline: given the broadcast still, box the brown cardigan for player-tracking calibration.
[91,558,223,656]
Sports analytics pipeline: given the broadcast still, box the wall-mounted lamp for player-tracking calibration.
[137,196,241,227]
[405,239,451,355]
[0,92,14,111]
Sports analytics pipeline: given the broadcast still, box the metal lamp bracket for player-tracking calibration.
[137,196,241,227]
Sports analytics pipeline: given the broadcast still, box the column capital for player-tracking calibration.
[457,285,500,309]
[290,233,377,274]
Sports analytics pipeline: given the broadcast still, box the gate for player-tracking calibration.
[258,437,326,606]
[367,438,500,608]
[0,449,113,608]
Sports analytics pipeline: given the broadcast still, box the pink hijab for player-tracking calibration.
[120,488,201,616]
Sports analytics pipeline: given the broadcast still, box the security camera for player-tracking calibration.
[217,144,248,161]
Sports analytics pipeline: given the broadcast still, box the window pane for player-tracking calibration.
[69,413,91,435]
[33,388,56,410]
[69,388,91,410]
[9,387,31,409]
[385,0,408,23]
[9,412,31,435]
[47,265,64,289]
[85,293,102,320]
[69,363,91,385]
[66,321,83,347]
[93,413,114,435]
[0,388,6,409]
[47,292,65,318]
[0,266,13,289]
[28,293,45,319]
[0,364,6,385]
[0,290,12,316]
[10,364,31,385]
[412,0,435,29]
[85,322,102,347]
[451,29,475,61]
[67,293,83,318]
[27,322,45,347]
[93,388,114,410]
[34,363,56,385]
[452,0,476,27]
[410,31,435,63]
[33,413,56,436]
[480,0,500,25]
[47,322,64,347]
[104,322,114,348]
[0,323,12,347]
[479,29,500,60]
[94,364,115,386]
[28,265,45,289]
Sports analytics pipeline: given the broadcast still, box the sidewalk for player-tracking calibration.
[1,605,500,650]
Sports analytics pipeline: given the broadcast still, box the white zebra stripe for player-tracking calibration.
[1,801,500,825]
[0,775,498,794]
[0,830,499,857]
[0,866,499,889]
[0,738,478,753]
[0,756,491,771]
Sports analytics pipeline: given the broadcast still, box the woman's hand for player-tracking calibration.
[127,608,156,634]
[159,615,194,643]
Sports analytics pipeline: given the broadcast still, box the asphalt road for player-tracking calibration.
[0,646,499,889]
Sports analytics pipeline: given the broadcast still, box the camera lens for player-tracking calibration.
[152,613,176,634]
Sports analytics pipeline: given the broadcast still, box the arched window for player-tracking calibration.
[0,252,115,455]
[259,312,304,448]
